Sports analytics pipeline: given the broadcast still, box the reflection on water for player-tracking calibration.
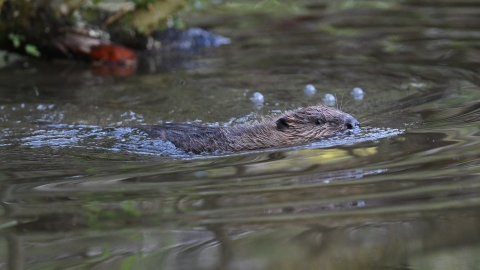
[2,0,480,269]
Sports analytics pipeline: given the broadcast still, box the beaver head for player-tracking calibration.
[274,105,359,142]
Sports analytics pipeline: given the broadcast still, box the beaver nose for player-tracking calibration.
[344,115,360,130]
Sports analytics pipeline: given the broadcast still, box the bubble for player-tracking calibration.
[322,93,336,106]
[250,92,264,104]
[351,87,364,100]
[303,84,316,96]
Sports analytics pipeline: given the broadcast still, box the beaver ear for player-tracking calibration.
[276,117,290,130]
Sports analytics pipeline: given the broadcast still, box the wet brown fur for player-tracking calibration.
[139,105,359,153]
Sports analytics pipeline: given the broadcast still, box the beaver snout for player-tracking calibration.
[344,115,360,130]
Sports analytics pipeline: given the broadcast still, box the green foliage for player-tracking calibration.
[8,33,24,48]
[7,33,41,57]
[171,14,185,30]
[25,44,41,57]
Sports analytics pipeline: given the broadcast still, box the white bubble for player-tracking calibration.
[303,84,316,96]
[322,93,336,106]
[250,92,264,104]
[351,87,364,100]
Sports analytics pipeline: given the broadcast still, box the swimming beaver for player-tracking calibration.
[139,105,359,153]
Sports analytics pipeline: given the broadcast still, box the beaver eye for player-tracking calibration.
[315,119,323,125]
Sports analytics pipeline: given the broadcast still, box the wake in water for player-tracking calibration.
[16,125,185,156]
[7,124,403,157]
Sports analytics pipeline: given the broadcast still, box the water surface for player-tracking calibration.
[1,1,480,269]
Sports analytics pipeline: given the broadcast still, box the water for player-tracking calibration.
[2,1,480,269]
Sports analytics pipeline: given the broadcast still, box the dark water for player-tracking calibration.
[2,1,480,269]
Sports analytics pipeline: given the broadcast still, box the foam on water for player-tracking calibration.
[13,124,403,157]
[311,127,403,148]
[19,125,186,156]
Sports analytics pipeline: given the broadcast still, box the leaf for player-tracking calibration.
[25,44,41,57]
[8,33,24,48]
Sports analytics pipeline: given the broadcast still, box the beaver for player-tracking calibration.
[139,105,359,153]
